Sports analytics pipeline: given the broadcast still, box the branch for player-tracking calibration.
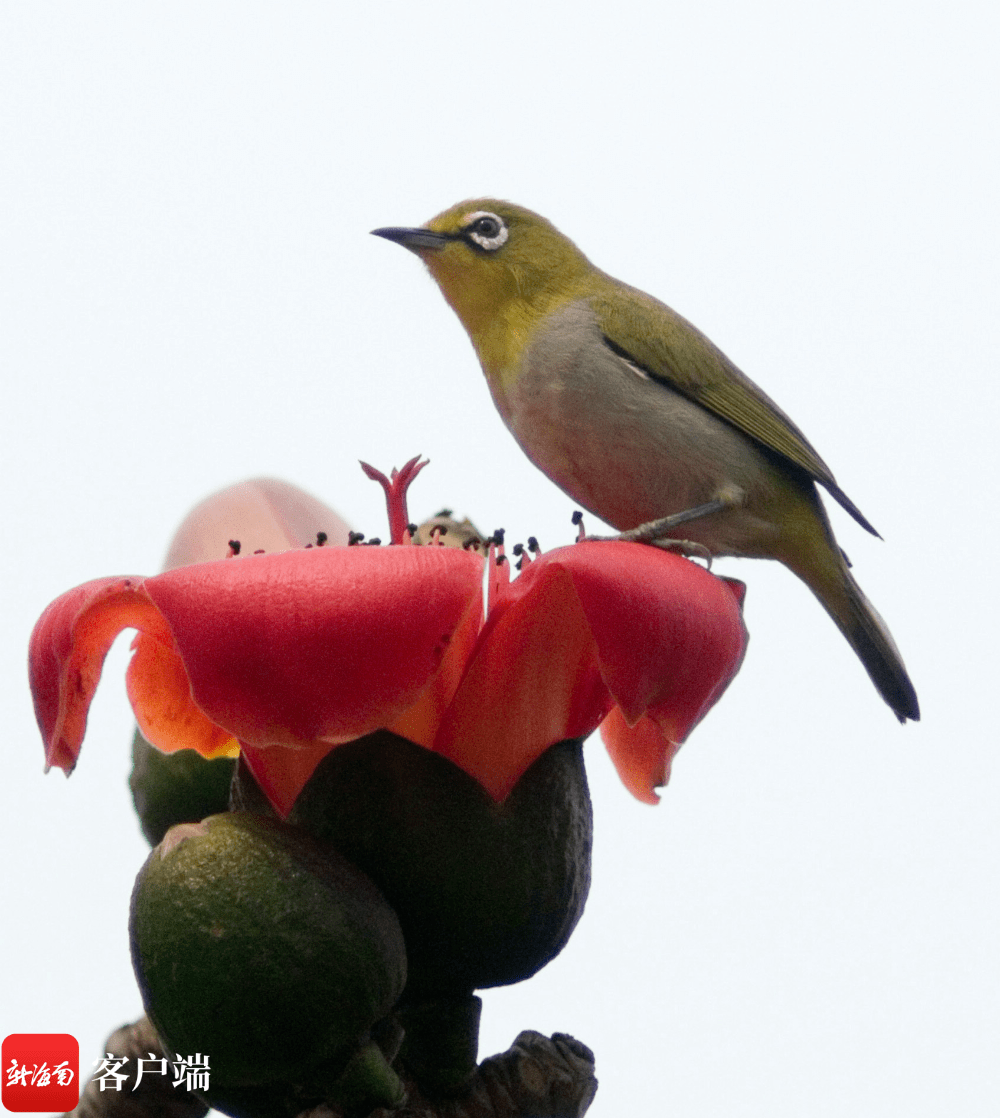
[305,1030,597,1118]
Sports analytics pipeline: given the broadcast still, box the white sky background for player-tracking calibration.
[1,3,997,1116]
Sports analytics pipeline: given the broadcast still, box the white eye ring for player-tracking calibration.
[463,210,508,251]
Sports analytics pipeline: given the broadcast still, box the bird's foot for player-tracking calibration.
[580,529,713,567]
[575,494,741,567]
[645,537,714,566]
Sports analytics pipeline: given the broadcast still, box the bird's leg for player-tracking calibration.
[614,507,720,567]
[580,487,743,566]
[620,485,744,545]
[617,498,730,545]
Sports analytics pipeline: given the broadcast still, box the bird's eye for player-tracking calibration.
[463,211,509,251]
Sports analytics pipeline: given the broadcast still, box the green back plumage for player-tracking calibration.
[589,278,880,537]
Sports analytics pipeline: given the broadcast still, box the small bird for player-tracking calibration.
[372,201,919,722]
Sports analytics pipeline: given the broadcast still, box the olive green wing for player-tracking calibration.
[590,279,880,538]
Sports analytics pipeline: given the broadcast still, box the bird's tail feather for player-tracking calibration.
[809,562,920,722]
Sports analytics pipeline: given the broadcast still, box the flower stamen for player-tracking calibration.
[485,529,509,616]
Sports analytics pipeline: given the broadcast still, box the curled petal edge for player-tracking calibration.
[30,578,173,774]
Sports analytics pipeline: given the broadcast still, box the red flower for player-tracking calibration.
[29,463,747,816]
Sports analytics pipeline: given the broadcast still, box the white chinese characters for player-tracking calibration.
[89,1051,211,1093]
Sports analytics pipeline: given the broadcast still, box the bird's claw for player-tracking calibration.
[579,532,713,568]
[648,538,713,567]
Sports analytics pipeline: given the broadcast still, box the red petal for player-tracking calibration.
[127,631,238,759]
[434,561,611,801]
[599,705,679,805]
[521,543,747,738]
[142,545,485,750]
[240,740,336,818]
[241,550,487,817]
[385,586,484,749]
[29,577,177,772]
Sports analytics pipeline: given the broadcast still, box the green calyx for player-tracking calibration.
[129,728,236,846]
[129,812,407,1114]
[278,730,593,997]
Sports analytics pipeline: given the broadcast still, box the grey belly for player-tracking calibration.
[499,303,785,557]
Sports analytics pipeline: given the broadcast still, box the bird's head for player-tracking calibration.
[372,200,593,357]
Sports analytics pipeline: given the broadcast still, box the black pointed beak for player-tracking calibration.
[371,226,452,253]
